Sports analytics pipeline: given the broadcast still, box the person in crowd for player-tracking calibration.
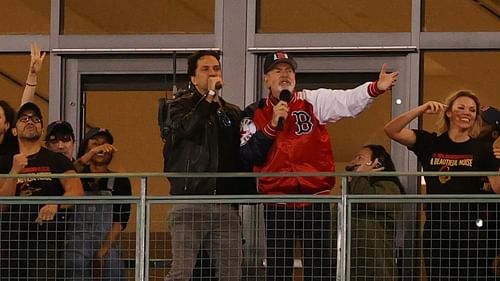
[346,144,404,281]
[63,127,131,281]
[478,106,499,145]
[477,106,500,277]
[240,50,398,280]
[0,42,45,157]
[0,100,17,156]
[45,120,76,160]
[0,102,83,280]
[384,90,500,280]
[163,50,254,281]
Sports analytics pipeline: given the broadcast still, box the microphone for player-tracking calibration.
[215,81,223,90]
[277,89,292,130]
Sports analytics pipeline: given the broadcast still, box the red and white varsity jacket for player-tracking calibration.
[240,81,382,197]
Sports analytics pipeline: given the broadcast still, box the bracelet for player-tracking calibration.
[26,82,37,87]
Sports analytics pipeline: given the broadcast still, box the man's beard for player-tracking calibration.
[278,84,293,93]
[19,131,41,142]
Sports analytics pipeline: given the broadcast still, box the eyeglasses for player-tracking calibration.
[216,109,232,127]
[18,115,42,124]
[47,135,73,145]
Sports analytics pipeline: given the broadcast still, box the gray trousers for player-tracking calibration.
[165,203,242,281]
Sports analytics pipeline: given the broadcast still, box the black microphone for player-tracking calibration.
[215,81,223,90]
[277,89,292,130]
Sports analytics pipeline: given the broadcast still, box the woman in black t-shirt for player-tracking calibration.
[385,90,500,281]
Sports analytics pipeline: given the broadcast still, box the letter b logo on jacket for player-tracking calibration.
[292,111,313,135]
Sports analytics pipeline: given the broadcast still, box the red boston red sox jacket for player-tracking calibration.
[240,81,382,202]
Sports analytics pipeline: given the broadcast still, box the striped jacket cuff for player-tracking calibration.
[262,123,277,138]
[368,81,384,97]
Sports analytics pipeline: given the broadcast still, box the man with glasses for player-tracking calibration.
[163,50,253,281]
[0,42,45,158]
[0,102,83,280]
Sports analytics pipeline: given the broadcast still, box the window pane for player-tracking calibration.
[422,51,500,131]
[0,0,50,34]
[84,90,166,176]
[0,53,50,112]
[424,0,500,32]
[62,0,215,34]
[257,0,411,33]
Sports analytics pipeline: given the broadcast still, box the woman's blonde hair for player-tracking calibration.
[437,90,482,137]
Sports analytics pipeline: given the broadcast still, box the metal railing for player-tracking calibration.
[0,171,498,281]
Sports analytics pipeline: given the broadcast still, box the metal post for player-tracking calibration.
[337,176,349,280]
[135,177,147,281]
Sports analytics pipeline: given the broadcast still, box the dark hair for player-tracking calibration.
[187,50,221,77]
[0,100,16,141]
[363,144,406,194]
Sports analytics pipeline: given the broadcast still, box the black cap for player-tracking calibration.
[83,127,114,145]
[77,127,114,158]
[16,102,43,124]
[263,51,297,74]
[45,120,75,141]
[482,106,500,129]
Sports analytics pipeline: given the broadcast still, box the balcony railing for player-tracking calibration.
[0,171,498,280]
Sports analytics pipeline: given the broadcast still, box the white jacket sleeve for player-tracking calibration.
[298,82,377,124]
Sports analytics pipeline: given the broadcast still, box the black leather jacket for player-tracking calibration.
[163,90,254,195]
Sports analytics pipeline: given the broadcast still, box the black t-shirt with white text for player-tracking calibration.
[410,130,498,195]
[0,147,76,232]
[410,130,499,220]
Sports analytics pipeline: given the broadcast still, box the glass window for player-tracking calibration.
[423,0,500,32]
[0,53,50,113]
[0,0,50,34]
[62,0,215,34]
[84,90,167,177]
[422,51,500,131]
[257,0,411,33]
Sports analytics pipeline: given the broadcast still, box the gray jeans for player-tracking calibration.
[165,203,242,281]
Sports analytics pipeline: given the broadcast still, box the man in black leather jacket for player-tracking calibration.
[163,50,251,281]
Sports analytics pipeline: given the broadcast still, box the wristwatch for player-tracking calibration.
[208,90,216,96]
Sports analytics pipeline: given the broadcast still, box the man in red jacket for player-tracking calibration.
[240,51,398,280]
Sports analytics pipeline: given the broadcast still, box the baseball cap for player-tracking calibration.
[45,120,75,141]
[482,106,500,129]
[16,102,43,124]
[77,127,114,158]
[83,127,114,145]
[263,51,297,74]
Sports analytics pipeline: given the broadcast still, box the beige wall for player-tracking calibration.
[2,0,499,35]
[85,91,170,233]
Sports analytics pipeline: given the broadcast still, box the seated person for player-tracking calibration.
[346,144,404,281]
